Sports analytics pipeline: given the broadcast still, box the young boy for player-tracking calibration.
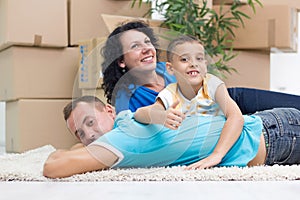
[134,35,244,169]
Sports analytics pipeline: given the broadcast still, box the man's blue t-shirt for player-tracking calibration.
[114,62,176,114]
[91,111,263,168]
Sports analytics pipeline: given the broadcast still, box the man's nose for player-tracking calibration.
[87,131,96,140]
[82,126,95,139]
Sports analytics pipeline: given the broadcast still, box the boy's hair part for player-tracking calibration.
[166,35,203,62]
[63,96,105,121]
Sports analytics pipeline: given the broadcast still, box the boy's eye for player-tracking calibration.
[197,57,204,61]
[180,57,189,62]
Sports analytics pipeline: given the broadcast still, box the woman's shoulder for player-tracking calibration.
[156,62,176,84]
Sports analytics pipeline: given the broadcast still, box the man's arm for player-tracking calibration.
[43,145,118,178]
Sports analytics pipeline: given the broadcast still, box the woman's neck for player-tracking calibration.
[135,71,165,92]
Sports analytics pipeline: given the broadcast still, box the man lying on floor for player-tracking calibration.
[43,96,300,178]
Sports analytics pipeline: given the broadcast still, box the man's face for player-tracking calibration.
[66,102,115,145]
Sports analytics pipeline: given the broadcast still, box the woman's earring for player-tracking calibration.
[122,68,126,73]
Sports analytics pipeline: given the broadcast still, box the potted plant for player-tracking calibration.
[132,0,262,78]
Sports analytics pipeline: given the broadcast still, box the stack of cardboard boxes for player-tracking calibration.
[0,0,150,152]
[214,0,299,89]
[0,0,298,152]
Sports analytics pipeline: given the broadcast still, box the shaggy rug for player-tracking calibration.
[1,145,300,181]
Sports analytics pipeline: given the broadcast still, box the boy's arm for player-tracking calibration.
[134,99,166,124]
[187,84,244,169]
[43,145,118,178]
[134,99,185,129]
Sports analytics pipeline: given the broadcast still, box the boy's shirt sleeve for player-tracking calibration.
[156,83,178,109]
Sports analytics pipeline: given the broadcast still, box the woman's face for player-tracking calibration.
[119,30,157,72]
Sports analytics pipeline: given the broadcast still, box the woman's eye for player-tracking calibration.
[131,44,139,49]
[145,39,151,44]
[197,57,204,61]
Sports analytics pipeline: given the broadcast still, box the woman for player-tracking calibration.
[101,20,176,114]
[101,20,300,114]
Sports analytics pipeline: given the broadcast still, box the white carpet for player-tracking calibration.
[1,145,300,181]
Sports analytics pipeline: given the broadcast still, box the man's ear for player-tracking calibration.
[166,62,174,75]
[105,104,116,119]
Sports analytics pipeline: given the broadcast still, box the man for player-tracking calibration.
[43,96,264,178]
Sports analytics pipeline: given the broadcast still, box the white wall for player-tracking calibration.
[0,102,5,146]
[270,12,300,95]
[270,53,300,95]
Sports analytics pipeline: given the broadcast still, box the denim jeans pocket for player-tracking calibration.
[273,135,297,164]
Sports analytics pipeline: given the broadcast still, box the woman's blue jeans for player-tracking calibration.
[228,87,300,114]
[254,108,300,165]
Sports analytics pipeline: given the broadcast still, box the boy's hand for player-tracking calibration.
[164,100,185,130]
[185,152,223,170]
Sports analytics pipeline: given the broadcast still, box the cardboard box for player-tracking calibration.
[260,0,300,9]
[0,0,68,52]
[69,0,151,45]
[0,46,80,101]
[6,99,79,153]
[223,50,270,90]
[77,38,106,89]
[81,88,107,104]
[213,0,248,4]
[213,5,298,52]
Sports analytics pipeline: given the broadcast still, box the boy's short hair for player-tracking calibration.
[166,35,202,62]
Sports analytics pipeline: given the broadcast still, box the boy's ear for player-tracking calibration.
[166,62,174,75]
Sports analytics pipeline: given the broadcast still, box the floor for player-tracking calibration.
[1,145,300,199]
[0,181,299,200]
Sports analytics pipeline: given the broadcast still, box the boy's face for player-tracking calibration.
[167,41,207,90]
[66,102,116,145]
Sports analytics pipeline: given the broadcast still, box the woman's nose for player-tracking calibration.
[141,44,152,52]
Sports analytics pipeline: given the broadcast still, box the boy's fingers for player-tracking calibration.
[170,99,180,109]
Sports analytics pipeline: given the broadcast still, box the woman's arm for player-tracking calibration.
[43,145,118,178]
[187,84,244,169]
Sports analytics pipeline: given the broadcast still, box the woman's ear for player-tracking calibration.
[166,62,174,75]
[118,59,126,68]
